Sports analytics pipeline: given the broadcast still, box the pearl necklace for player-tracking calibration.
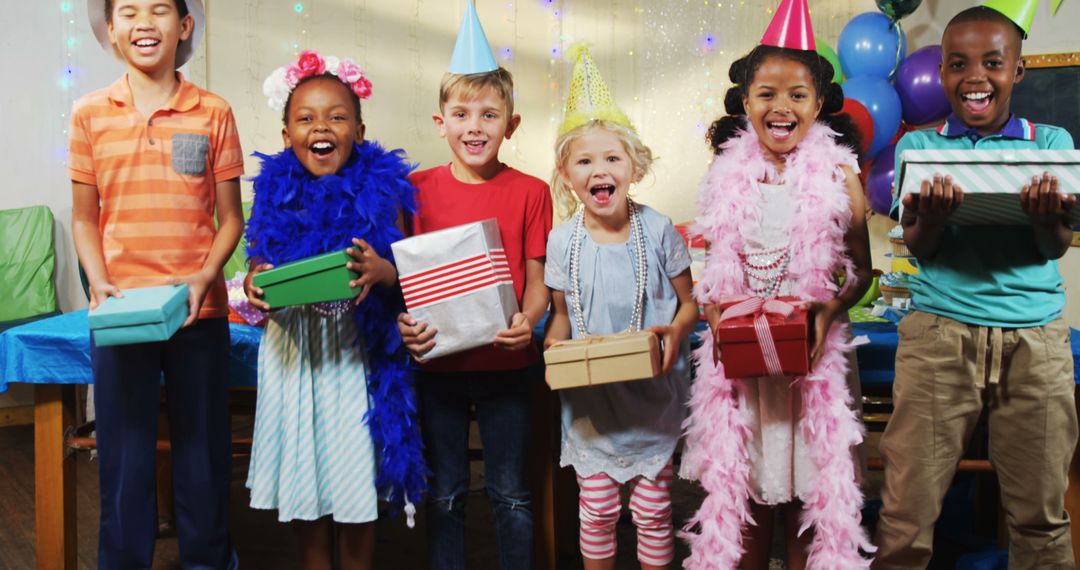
[739,245,790,298]
[568,199,647,336]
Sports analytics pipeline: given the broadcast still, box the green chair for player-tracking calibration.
[221,201,253,281]
[0,206,59,332]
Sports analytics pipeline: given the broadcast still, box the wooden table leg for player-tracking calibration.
[34,384,77,570]
[530,380,557,570]
[530,379,579,569]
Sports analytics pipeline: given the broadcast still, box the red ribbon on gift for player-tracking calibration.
[718,295,798,377]
[399,249,512,309]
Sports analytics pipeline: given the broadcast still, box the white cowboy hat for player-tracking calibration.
[87,0,205,68]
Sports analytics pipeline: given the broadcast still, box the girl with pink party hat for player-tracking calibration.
[679,0,876,568]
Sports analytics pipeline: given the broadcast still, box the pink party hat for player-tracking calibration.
[760,0,816,51]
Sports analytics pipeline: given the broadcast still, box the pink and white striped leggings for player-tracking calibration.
[576,462,674,566]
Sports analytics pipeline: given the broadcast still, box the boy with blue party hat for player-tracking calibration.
[396,1,553,567]
[874,1,1078,568]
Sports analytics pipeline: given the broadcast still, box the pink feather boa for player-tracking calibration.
[680,122,874,569]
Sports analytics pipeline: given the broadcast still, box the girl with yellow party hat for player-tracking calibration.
[543,44,699,570]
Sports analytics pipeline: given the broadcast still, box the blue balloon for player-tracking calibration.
[838,12,908,79]
[843,76,902,159]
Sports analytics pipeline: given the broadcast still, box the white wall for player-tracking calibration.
[0,0,1076,389]
[0,0,867,313]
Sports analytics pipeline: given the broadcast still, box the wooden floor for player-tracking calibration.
[3,416,1020,569]
[0,422,712,569]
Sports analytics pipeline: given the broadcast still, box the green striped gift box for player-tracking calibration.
[897,149,1080,226]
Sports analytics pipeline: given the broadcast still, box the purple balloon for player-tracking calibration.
[894,45,950,125]
[868,143,897,215]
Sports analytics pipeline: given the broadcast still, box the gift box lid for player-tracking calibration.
[391,219,502,275]
[897,149,1080,225]
[88,284,189,329]
[714,310,808,343]
[544,331,657,364]
[252,250,352,288]
[899,148,1080,167]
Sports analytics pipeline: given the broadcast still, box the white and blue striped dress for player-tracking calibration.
[246,305,378,523]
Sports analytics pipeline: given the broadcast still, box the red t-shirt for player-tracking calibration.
[409,164,552,372]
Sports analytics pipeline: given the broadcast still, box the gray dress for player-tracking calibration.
[545,204,693,483]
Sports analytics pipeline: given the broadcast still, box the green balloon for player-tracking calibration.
[876,0,923,21]
[815,37,844,85]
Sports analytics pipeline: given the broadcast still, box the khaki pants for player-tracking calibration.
[873,311,1078,570]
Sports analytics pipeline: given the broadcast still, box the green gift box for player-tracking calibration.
[89,284,190,346]
[252,250,359,308]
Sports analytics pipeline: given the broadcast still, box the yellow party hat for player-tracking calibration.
[558,44,633,136]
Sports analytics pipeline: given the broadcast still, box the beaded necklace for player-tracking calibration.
[739,246,790,298]
[568,199,647,335]
[312,299,355,317]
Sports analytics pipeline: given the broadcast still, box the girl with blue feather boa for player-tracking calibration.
[243,51,426,569]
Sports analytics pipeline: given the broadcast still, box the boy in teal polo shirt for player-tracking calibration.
[873,5,1078,570]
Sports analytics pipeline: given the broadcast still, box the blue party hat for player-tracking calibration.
[449,0,499,74]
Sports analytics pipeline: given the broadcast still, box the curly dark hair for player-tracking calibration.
[706,45,863,161]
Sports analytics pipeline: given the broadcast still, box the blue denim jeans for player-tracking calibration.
[417,366,540,570]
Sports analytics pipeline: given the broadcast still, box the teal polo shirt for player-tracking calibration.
[890,115,1075,327]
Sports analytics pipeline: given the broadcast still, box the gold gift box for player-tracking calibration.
[543,331,661,390]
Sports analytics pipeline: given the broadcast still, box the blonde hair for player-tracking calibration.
[550,120,655,219]
[439,68,515,115]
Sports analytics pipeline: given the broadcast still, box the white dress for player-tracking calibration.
[738,182,863,505]
[246,305,379,523]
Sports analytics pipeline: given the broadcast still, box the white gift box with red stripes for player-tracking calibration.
[392,219,519,359]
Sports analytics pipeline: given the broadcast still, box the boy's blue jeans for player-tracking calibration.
[92,317,237,570]
[417,366,541,570]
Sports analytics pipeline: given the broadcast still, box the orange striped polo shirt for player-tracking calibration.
[68,73,244,319]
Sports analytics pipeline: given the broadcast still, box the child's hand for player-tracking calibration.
[494,313,533,351]
[648,325,682,375]
[169,268,216,328]
[398,312,437,360]
[88,281,123,311]
[902,174,964,226]
[1021,172,1076,227]
[244,263,274,311]
[704,304,724,365]
[804,299,842,371]
[346,238,397,305]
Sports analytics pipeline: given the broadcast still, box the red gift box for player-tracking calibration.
[713,296,812,379]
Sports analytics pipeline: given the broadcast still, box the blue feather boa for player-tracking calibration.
[246,141,428,517]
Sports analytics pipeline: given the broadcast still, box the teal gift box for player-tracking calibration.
[89,284,190,346]
[251,250,359,309]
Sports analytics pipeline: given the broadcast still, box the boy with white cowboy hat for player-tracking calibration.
[71,0,243,566]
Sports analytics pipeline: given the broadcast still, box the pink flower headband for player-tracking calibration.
[263,50,373,113]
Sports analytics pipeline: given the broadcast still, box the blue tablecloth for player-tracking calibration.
[1,310,1077,394]
[852,321,1080,386]
[852,321,907,387]
[0,310,262,393]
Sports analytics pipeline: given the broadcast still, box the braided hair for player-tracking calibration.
[706,45,862,161]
